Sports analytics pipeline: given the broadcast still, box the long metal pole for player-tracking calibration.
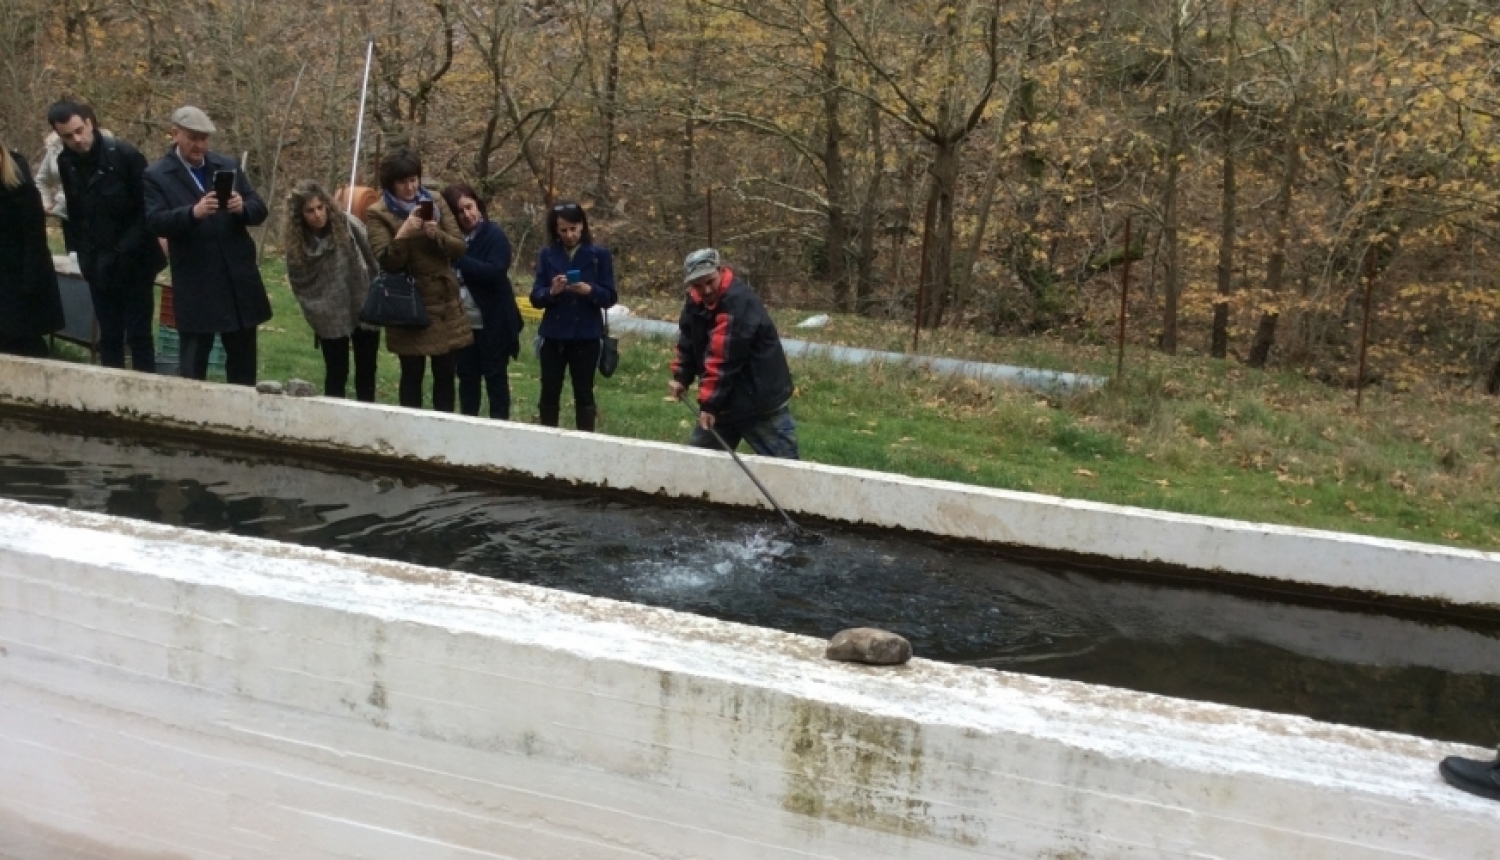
[676,398,802,534]
[345,39,375,214]
[1117,216,1133,377]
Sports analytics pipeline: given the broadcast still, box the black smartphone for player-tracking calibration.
[416,200,434,221]
[213,170,235,208]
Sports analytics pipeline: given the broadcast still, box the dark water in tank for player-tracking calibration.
[3,412,1499,746]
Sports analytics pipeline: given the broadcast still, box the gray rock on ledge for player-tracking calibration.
[825,627,912,666]
[286,379,318,397]
[255,381,284,395]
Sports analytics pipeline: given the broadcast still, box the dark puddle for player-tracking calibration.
[3,411,1499,745]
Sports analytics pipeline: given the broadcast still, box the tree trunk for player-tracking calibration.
[1004,68,1048,325]
[1247,106,1300,369]
[922,137,959,329]
[1160,1,1185,355]
[1211,0,1239,360]
[854,97,881,316]
[955,15,1032,324]
[821,5,849,312]
[595,0,628,212]
[955,74,1023,323]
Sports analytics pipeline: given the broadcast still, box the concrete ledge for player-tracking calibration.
[1,355,1496,610]
[2,500,1494,858]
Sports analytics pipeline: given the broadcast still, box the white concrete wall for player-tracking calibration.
[3,500,1496,859]
[1,355,1496,609]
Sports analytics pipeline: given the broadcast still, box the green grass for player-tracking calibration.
[48,252,1500,553]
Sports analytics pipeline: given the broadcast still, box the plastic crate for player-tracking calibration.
[156,325,227,379]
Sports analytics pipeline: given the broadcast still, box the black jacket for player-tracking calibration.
[0,152,65,339]
[456,219,523,359]
[57,134,166,291]
[143,148,271,333]
[671,267,794,425]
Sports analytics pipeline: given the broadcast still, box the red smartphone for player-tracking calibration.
[416,200,434,220]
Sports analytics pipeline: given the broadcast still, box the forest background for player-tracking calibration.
[3,0,1499,548]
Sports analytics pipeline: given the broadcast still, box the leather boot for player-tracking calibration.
[538,403,560,427]
[576,406,597,433]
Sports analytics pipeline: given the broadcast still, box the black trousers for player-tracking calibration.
[398,352,457,412]
[537,337,601,428]
[59,217,80,255]
[318,328,381,401]
[456,326,512,419]
[180,327,257,386]
[89,277,156,372]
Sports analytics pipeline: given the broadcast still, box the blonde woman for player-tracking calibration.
[284,180,380,400]
[0,146,64,357]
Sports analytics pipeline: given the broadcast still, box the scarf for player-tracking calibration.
[381,186,440,222]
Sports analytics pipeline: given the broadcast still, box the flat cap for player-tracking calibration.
[683,247,721,284]
[170,105,216,134]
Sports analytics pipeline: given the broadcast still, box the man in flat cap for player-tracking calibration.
[143,105,272,385]
[668,248,799,458]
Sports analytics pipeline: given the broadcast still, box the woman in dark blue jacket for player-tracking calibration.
[529,200,616,431]
[443,184,522,419]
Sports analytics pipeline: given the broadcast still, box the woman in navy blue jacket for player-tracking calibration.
[529,200,616,431]
[442,184,522,419]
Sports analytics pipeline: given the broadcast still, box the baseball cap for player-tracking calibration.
[683,248,721,284]
[170,106,216,134]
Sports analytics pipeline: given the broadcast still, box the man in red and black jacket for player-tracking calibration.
[668,248,799,458]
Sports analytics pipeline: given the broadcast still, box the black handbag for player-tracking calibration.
[359,271,430,329]
[598,310,620,378]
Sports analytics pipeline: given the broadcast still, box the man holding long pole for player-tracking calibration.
[668,248,799,459]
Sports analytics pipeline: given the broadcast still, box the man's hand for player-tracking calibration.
[191,192,219,220]
[226,192,245,214]
[667,380,686,401]
[698,411,716,430]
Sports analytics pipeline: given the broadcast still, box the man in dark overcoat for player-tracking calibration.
[143,105,271,385]
[50,100,165,372]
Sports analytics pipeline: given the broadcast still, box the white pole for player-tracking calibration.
[346,38,375,214]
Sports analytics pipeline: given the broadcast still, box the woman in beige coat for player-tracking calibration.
[363,148,472,411]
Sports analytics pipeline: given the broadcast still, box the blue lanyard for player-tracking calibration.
[175,148,210,194]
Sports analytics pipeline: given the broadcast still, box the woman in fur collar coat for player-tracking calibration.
[284,180,381,400]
